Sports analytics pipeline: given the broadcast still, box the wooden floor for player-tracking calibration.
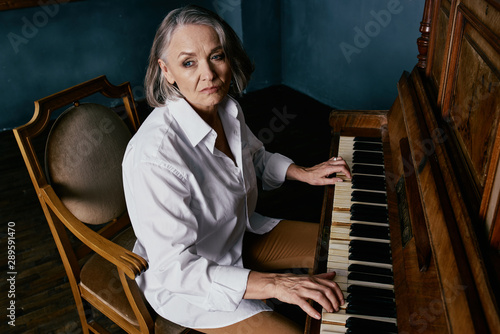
[0,85,333,333]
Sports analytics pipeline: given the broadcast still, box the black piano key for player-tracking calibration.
[354,137,382,143]
[349,240,391,257]
[349,246,391,259]
[348,272,394,285]
[352,164,385,175]
[350,213,389,224]
[346,317,398,333]
[350,212,388,222]
[350,224,390,239]
[351,190,387,204]
[351,203,388,217]
[347,298,396,314]
[346,304,396,318]
[349,240,391,250]
[353,142,383,152]
[352,175,386,191]
[347,284,394,301]
[349,247,392,258]
[349,252,392,264]
[351,203,388,223]
[353,151,384,165]
[346,294,396,307]
[348,264,393,277]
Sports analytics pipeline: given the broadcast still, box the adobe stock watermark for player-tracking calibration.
[257,106,297,144]
[339,0,404,64]
[7,0,71,54]
[64,115,116,168]
[399,277,467,334]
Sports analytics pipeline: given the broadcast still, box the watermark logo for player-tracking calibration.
[339,0,404,64]
[7,0,70,54]
[257,106,297,144]
[65,115,116,168]
[6,221,16,327]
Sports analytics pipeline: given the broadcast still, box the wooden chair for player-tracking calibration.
[13,76,193,334]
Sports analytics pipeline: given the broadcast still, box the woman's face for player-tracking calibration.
[160,24,232,114]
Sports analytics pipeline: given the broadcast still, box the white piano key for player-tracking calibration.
[328,258,393,270]
[322,309,397,325]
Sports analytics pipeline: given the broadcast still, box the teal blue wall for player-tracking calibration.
[0,0,241,130]
[281,0,424,110]
[0,0,424,130]
[242,0,281,91]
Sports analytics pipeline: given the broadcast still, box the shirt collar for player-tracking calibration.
[168,98,213,148]
[168,96,239,150]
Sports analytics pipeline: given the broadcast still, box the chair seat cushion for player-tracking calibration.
[79,226,187,333]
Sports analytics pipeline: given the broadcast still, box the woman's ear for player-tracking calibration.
[158,59,175,85]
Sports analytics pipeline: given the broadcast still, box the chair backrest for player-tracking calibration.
[45,102,131,225]
[14,75,139,201]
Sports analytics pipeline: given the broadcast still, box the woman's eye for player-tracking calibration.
[183,60,194,68]
[212,53,225,61]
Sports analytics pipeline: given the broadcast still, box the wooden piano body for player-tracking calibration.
[306,0,500,333]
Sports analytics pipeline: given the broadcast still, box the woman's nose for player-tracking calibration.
[200,61,216,81]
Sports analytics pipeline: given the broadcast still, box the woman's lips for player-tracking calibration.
[201,86,219,94]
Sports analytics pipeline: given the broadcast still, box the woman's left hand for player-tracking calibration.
[286,157,351,186]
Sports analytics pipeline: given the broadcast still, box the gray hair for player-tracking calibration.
[144,5,254,107]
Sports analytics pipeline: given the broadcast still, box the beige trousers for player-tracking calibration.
[198,220,319,334]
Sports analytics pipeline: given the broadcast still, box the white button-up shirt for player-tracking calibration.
[122,96,293,328]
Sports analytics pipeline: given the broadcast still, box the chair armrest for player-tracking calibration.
[40,185,148,279]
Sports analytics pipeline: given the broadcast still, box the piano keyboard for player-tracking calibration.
[320,136,398,334]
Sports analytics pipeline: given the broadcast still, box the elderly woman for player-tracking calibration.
[122,5,350,334]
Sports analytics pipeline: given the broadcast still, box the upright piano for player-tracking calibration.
[305,0,500,333]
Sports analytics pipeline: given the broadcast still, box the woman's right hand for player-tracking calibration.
[244,271,345,320]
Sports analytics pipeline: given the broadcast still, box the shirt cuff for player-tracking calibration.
[261,153,294,190]
[205,265,251,312]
